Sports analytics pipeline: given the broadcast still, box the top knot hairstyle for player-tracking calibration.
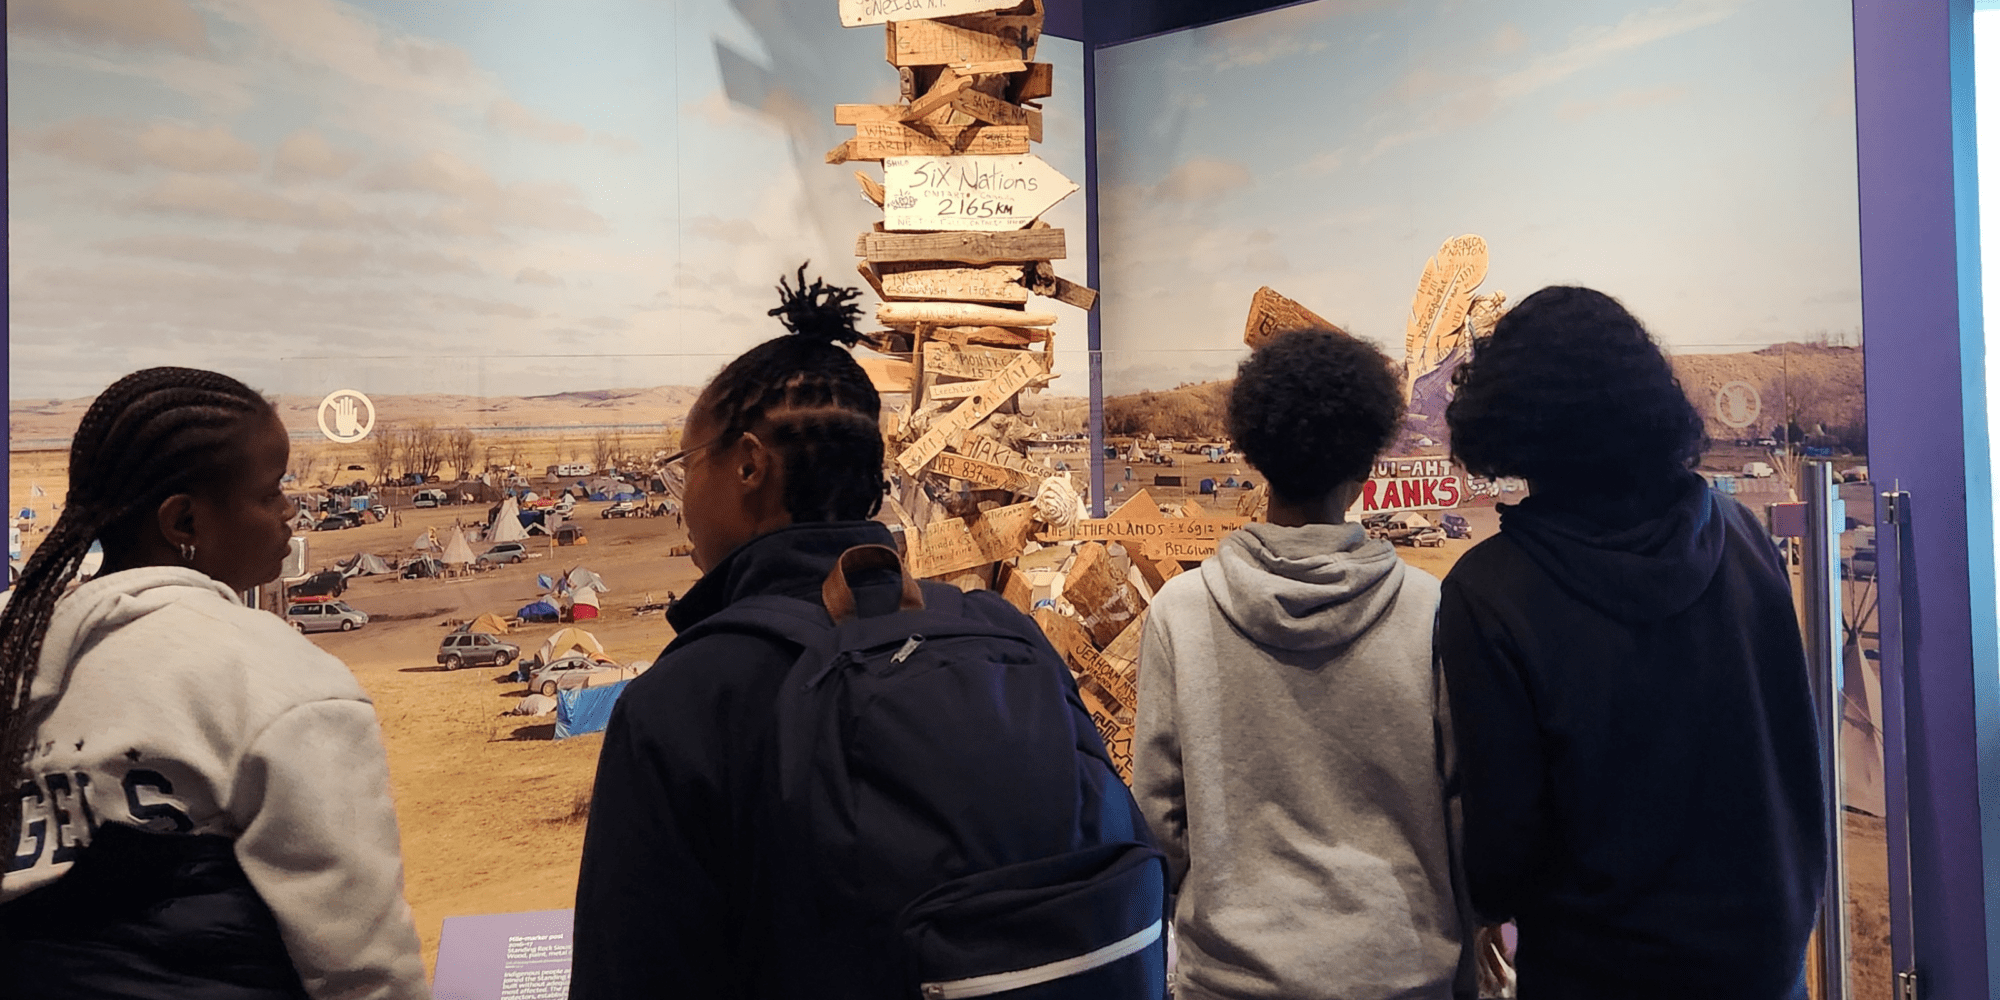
[0,366,274,845]
[1228,327,1405,503]
[1445,286,1705,492]
[695,264,884,522]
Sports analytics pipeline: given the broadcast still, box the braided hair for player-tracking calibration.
[693,264,883,522]
[1,367,274,846]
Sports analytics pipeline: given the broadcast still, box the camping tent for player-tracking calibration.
[413,530,438,552]
[440,527,475,567]
[571,587,601,621]
[518,601,560,623]
[564,568,610,594]
[555,680,630,739]
[491,498,529,543]
[467,612,512,636]
[402,557,444,579]
[537,627,606,664]
[340,553,393,576]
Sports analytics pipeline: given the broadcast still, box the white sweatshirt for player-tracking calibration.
[2,566,430,1000]
[1134,522,1464,1000]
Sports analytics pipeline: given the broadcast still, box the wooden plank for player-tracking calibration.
[1108,489,1164,520]
[1063,541,1139,646]
[968,501,1041,560]
[856,260,889,299]
[905,515,988,579]
[1142,537,1220,562]
[857,357,914,394]
[900,66,919,102]
[1010,62,1054,102]
[951,87,1042,141]
[1101,609,1148,673]
[928,450,1041,491]
[925,341,1047,379]
[883,154,1077,233]
[1029,261,1098,311]
[888,18,1037,67]
[949,59,1027,76]
[877,262,1027,304]
[1038,516,1248,544]
[857,227,1066,264]
[836,104,956,126]
[1243,285,1343,349]
[855,170,887,208]
[879,302,1055,327]
[902,68,970,121]
[955,429,1044,472]
[1034,608,1136,711]
[830,122,1030,164]
[894,351,1043,475]
[931,325,1048,346]
[841,0,1016,28]
[997,561,1033,612]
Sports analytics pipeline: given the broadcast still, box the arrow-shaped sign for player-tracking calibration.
[839,0,1016,28]
[883,154,1079,233]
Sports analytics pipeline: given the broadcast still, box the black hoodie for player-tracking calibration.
[1437,474,1824,999]
[571,520,1046,1000]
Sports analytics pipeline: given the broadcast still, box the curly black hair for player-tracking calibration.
[1228,327,1404,503]
[692,264,884,522]
[1446,286,1705,492]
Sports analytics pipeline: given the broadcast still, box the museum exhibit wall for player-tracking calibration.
[4,0,1088,964]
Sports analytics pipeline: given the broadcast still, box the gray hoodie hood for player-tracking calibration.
[1200,521,1406,652]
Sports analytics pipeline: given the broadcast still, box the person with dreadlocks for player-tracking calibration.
[0,368,428,1000]
[572,267,1153,998]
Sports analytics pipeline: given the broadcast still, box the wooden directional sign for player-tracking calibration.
[1142,537,1220,562]
[926,342,1047,379]
[840,0,1015,27]
[887,17,1038,67]
[884,154,1078,233]
[830,123,1030,163]
[905,515,985,578]
[896,351,1043,475]
[857,228,1066,264]
[879,301,1055,328]
[1038,516,1247,544]
[968,501,1041,559]
[877,262,1027,305]
[1244,286,1343,349]
[928,450,1041,491]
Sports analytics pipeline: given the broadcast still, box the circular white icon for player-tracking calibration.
[1714,380,1762,430]
[317,389,376,444]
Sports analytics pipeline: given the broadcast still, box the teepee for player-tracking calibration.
[492,497,529,543]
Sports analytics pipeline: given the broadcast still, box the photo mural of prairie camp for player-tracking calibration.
[1095,1,1884,992]
[7,0,1087,969]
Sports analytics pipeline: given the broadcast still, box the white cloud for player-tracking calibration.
[1152,158,1253,203]
[1558,84,1690,121]
[8,0,209,55]
[273,129,360,180]
[516,267,565,287]
[487,98,588,144]
[22,118,259,173]
[133,174,381,229]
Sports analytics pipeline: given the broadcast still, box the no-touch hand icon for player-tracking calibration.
[318,389,376,444]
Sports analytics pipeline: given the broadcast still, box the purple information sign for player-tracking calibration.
[433,909,575,1000]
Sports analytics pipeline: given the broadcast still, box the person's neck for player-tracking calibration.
[1265,482,1364,528]
[1527,475,1684,530]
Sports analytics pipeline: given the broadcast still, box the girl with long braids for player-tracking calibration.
[0,368,429,999]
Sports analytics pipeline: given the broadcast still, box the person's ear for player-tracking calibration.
[737,431,772,488]
[156,494,198,549]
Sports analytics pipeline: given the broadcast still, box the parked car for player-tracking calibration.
[600,501,641,519]
[285,600,368,634]
[1405,526,1447,547]
[412,489,450,508]
[314,513,360,531]
[286,570,346,600]
[478,542,530,565]
[1440,512,1472,539]
[1742,461,1776,479]
[437,631,519,669]
[527,654,621,697]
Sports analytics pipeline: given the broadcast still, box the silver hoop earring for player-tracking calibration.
[179,543,197,564]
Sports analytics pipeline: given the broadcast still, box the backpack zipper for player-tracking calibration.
[891,635,927,664]
[917,919,1161,999]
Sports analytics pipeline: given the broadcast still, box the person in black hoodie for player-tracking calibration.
[571,268,1092,998]
[1436,287,1824,999]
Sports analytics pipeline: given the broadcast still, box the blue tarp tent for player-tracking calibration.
[1199,478,1216,495]
[518,600,560,623]
[556,680,630,739]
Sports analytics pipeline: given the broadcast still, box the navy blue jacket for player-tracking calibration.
[1437,476,1824,999]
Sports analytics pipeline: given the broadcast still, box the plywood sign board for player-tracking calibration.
[883,154,1077,232]
[905,515,986,579]
[925,342,1048,379]
[840,0,1016,27]
[895,351,1043,474]
[1039,517,1248,544]
[858,228,1066,265]
[927,450,1040,491]
[1243,286,1343,350]
[876,262,1027,304]
[887,17,1038,67]
[830,123,1030,163]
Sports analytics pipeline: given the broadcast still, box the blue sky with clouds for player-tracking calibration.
[1095,0,1862,393]
[7,0,1089,401]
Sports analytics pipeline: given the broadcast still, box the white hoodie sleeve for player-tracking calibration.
[230,698,431,1000]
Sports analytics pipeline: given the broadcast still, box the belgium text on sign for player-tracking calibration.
[839,0,1015,27]
[884,155,1078,232]
[1357,459,1465,512]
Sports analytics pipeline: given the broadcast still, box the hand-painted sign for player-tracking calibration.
[1356,458,1465,512]
[884,154,1078,232]
[840,0,1016,29]
[1714,380,1762,430]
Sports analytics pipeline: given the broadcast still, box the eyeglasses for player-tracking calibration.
[658,433,724,503]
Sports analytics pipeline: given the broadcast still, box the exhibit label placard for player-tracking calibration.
[433,909,573,1000]
[883,155,1078,232]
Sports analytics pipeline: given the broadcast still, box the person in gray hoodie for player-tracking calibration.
[1134,328,1466,1000]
